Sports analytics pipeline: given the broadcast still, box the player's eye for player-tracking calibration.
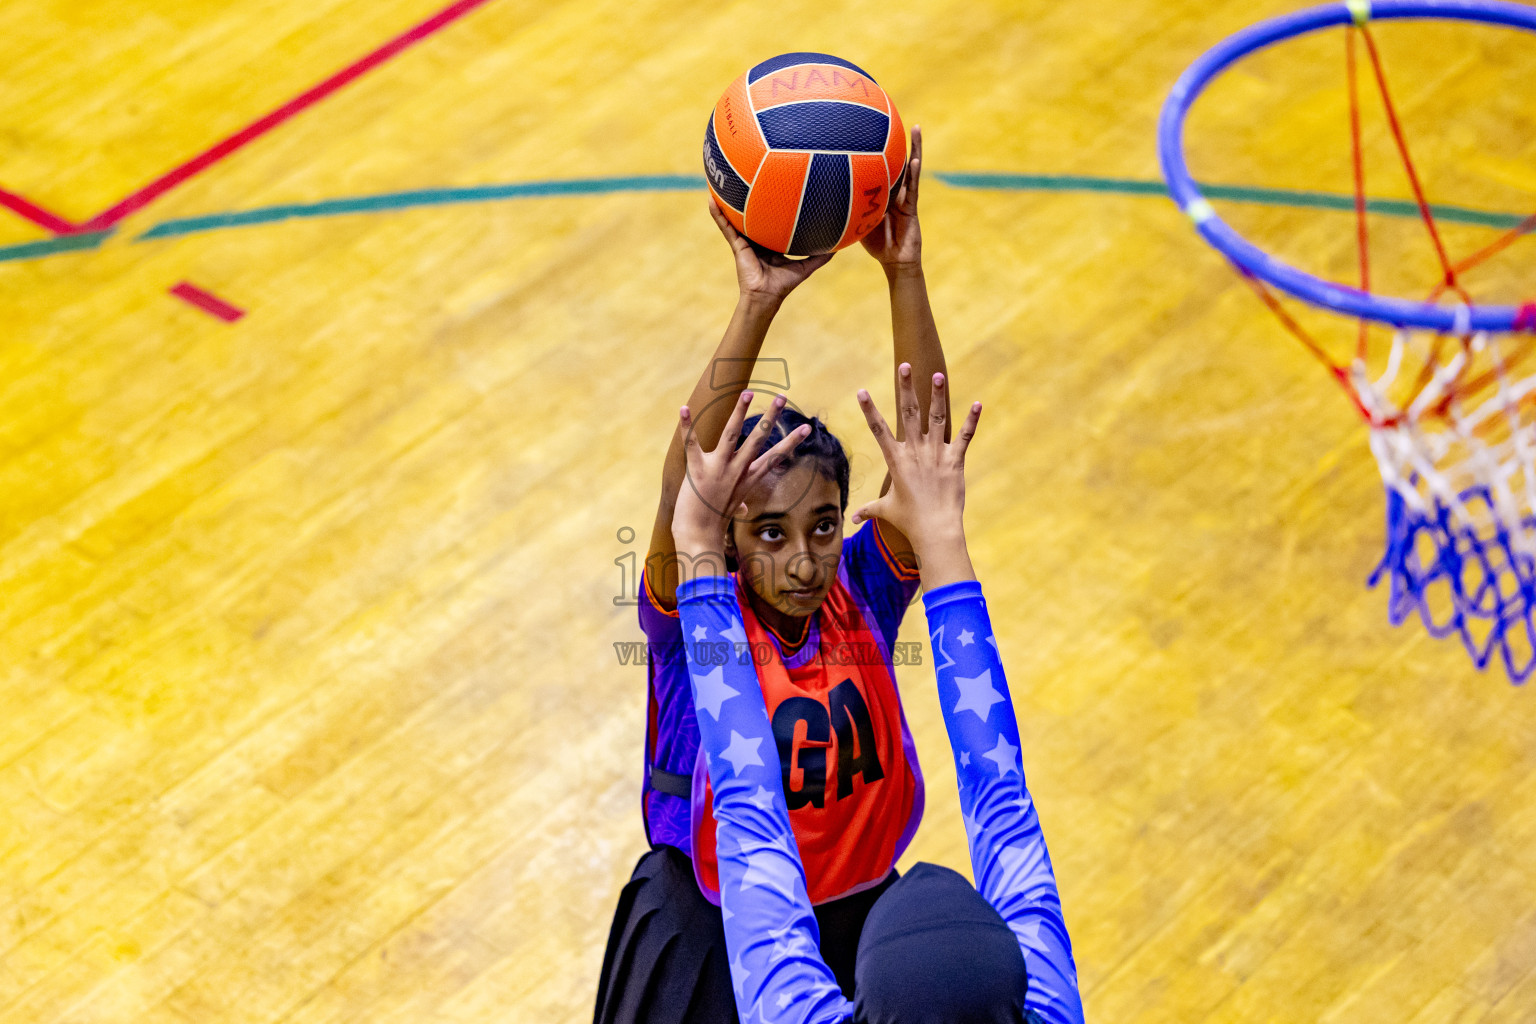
[814,519,837,536]
[758,526,784,542]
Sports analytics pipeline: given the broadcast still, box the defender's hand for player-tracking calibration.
[672,392,810,567]
[850,364,980,575]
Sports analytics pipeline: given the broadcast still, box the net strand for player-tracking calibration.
[1235,267,1386,423]
[1358,23,1471,304]
[1231,23,1536,683]
[1347,26,1371,362]
[1429,213,1536,300]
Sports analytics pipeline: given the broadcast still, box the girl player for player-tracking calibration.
[596,128,945,1024]
[667,373,1083,1024]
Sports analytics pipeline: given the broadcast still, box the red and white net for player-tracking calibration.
[1237,20,1536,680]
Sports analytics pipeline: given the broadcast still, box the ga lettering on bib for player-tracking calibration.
[690,576,923,905]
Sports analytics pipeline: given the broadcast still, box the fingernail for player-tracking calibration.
[774,394,786,407]
[742,390,754,402]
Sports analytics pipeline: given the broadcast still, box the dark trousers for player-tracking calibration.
[594,848,1028,1024]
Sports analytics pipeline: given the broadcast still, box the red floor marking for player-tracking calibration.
[0,0,497,236]
[170,281,246,321]
[77,0,499,232]
[0,188,80,233]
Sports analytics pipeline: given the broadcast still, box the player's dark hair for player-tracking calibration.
[724,407,850,578]
[737,406,850,512]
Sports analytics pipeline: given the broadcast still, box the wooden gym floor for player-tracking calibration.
[4,1,1536,1021]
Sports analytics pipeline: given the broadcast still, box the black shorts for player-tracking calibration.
[593,845,896,1024]
[593,847,1030,1024]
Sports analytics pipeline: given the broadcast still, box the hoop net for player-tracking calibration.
[1224,16,1536,681]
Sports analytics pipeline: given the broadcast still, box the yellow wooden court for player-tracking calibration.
[4,1,1536,1021]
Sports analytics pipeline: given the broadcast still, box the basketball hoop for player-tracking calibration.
[1160,0,1536,682]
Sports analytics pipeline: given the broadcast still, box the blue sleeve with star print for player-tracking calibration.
[924,579,1084,1024]
[676,576,855,1024]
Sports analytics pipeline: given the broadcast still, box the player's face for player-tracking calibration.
[729,463,844,621]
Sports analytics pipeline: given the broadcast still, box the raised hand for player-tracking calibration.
[709,200,833,302]
[672,391,810,570]
[860,125,923,270]
[851,363,980,588]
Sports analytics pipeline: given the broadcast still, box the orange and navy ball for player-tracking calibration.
[704,53,906,257]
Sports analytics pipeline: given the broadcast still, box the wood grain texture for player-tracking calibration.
[3,2,1535,1021]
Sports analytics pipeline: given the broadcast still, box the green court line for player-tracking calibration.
[0,229,114,263]
[137,176,708,240]
[935,172,1530,229]
[937,173,1171,197]
[135,172,1528,244]
[2,175,1528,267]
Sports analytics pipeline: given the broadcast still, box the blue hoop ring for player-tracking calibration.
[1158,0,1536,333]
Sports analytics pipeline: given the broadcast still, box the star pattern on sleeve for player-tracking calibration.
[920,583,1085,1024]
[730,950,752,999]
[719,730,765,776]
[930,624,957,673]
[952,668,1005,721]
[994,842,1054,889]
[1011,916,1046,955]
[674,581,866,1024]
[983,733,1020,777]
[691,665,739,721]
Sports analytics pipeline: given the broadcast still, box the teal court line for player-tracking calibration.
[135,175,708,240]
[0,173,1528,265]
[936,173,1530,229]
[0,229,115,264]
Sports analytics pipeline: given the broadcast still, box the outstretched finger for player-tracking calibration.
[856,387,900,462]
[743,422,810,491]
[735,394,788,465]
[927,372,948,440]
[718,390,756,458]
[952,400,982,460]
[895,362,923,439]
[678,405,702,466]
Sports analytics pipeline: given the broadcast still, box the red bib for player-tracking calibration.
[691,575,923,905]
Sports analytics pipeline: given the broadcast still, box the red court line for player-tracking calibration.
[1,0,499,236]
[170,281,246,321]
[0,188,80,233]
[80,0,498,231]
